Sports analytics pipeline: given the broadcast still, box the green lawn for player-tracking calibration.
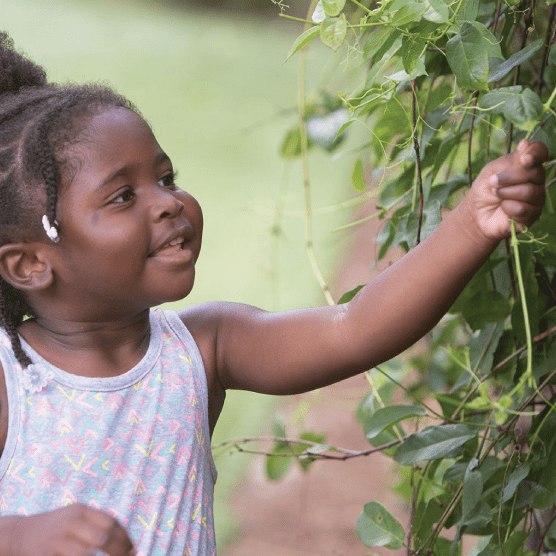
[1,0,360,548]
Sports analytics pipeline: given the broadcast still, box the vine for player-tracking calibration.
[234,0,556,554]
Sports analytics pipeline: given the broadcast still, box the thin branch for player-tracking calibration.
[212,436,402,461]
[468,91,480,187]
[412,81,424,245]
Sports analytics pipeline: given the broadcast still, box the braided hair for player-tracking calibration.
[0,32,137,368]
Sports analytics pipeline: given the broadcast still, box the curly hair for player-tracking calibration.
[0,31,137,367]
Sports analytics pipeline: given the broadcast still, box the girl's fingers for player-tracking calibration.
[497,183,546,206]
[516,139,550,165]
[500,199,543,224]
[55,538,92,556]
[494,164,545,188]
[100,522,135,556]
[72,507,134,556]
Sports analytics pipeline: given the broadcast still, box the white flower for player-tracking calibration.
[21,364,54,393]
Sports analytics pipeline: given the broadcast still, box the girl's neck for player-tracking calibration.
[18,309,152,378]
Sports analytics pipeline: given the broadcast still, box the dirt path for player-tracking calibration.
[224,202,407,556]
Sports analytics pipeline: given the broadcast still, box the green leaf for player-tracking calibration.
[279,127,303,158]
[502,531,531,556]
[394,424,476,465]
[446,21,501,91]
[363,26,396,61]
[312,1,327,23]
[488,38,544,82]
[322,0,345,17]
[320,15,347,51]
[462,458,483,518]
[284,26,321,62]
[423,0,449,23]
[265,443,294,480]
[402,34,427,75]
[452,289,511,331]
[501,463,529,503]
[365,405,427,439]
[338,284,365,304]
[352,159,366,191]
[297,431,327,472]
[479,86,543,129]
[391,2,427,27]
[356,501,405,549]
[455,0,479,23]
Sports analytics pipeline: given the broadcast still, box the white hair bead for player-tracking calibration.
[41,214,60,243]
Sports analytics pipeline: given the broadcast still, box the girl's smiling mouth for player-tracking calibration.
[148,227,196,264]
[149,236,185,256]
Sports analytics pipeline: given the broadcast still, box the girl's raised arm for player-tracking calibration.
[182,140,548,397]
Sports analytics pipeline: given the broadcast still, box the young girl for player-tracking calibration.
[0,32,549,556]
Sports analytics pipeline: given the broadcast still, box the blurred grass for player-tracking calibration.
[1,0,362,548]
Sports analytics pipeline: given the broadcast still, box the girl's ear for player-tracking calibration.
[0,244,54,291]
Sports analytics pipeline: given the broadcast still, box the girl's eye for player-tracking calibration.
[158,171,179,189]
[112,189,135,204]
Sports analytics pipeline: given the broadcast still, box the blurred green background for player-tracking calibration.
[2,0,361,549]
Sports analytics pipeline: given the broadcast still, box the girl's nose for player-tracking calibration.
[151,188,185,221]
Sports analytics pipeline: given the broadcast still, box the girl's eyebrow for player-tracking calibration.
[96,152,172,191]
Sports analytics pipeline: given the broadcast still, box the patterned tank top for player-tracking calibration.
[0,308,217,556]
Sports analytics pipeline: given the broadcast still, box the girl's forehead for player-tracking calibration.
[83,107,154,143]
[66,108,161,163]
[60,107,165,190]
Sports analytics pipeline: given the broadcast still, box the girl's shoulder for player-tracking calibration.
[178,302,255,431]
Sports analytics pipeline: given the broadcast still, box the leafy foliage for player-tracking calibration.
[269,0,556,553]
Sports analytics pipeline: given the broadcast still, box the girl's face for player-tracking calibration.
[48,107,203,320]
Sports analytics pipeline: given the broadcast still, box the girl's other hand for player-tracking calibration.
[8,504,135,556]
[461,139,549,243]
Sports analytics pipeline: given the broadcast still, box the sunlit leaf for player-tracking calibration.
[320,15,347,51]
[322,0,345,17]
[312,0,326,22]
[284,26,321,62]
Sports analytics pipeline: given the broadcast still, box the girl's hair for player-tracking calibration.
[0,32,137,368]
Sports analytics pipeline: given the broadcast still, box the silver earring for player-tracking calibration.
[41,215,60,243]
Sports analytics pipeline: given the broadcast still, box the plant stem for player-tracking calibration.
[298,0,335,306]
[279,13,315,25]
[347,0,373,15]
[510,220,534,388]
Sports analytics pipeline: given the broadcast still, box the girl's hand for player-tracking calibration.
[8,504,135,556]
[461,139,549,243]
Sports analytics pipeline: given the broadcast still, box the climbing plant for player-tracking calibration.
[264,0,556,554]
